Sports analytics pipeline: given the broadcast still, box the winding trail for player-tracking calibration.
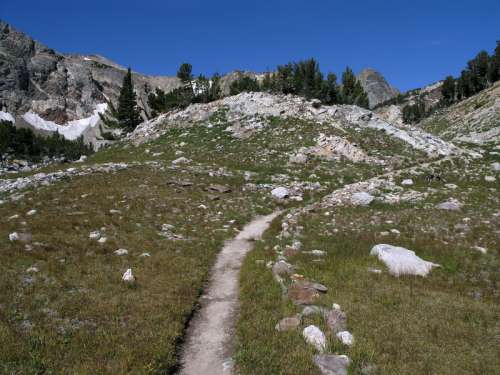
[179,211,281,375]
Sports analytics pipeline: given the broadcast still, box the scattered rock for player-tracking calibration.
[314,354,351,375]
[303,325,326,352]
[275,315,301,332]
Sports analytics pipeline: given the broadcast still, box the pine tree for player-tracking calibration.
[208,73,222,101]
[489,41,500,83]
[441,76,456,106]
[341,67,357,104]
[177,63,193,83]
[116,68,142,132]
[321,73,339,104]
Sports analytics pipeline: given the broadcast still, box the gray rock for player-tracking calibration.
[357,68,399,108]
[314,354,351,375]
[436,199,462,211]
[351,192,375,206]
[275,315,301,332]
[272,260,293,276]
[324,308,347,334]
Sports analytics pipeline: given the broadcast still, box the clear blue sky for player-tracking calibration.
[1,0,499,91]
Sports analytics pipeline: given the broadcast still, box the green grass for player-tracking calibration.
[236,156,500,375]
[0,157,274,373]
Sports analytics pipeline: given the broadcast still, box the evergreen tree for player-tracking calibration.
[489,41,500,83]
[229,75,260,95]
[441,76,456,106]
[116,68,142,132]
[467,51,490,93]
[321,73,339,105]
[261,72,272,92]
[177,63,193,82]
[341,67,357,104]
[208,73,222,102]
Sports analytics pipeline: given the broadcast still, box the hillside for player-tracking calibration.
[1,74,499,374]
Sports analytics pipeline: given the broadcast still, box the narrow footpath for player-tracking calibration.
[179,211,281,375]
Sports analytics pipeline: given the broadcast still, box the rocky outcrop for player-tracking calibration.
[357,68,399,108]
[0,20,181,122]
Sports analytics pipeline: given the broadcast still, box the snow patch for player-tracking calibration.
[0,111,15,123]
[21,103,107,140]
[370,244,440,277]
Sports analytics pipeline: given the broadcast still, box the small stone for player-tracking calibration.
[89,231,101,240]
[98,237,107,244]
[289,153,308,164]
[436,199,462,211]
[401,179,413,186]
[288,281,321,305]
[26,209,37,216]
[9,232,19,241]
[114,249,129,256]
[271,187,289,199]
[139,252,151,257]
[26,266,39,273]
[336,331,354,346]
[314,354,351,375]
[484,175,496,182]
[172,157,191,165]
[472,246,487,254]
[301,305,325,317]
[491,162,500,171]
[324,308,347,334]
[275,315,301,332]
[303,325,326,352]
[122,268,135,282]
[272,260,293,276]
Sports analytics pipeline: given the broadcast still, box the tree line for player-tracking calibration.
[402,41,500,124]
[0,120,93,162]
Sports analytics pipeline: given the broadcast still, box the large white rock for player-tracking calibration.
[122,268,135,282]
[9,232,19,241]
[491,162,500,171]
[271,187,290,199]
[303,325,326,352]
[370,244,440,277]
[350,192,374,206]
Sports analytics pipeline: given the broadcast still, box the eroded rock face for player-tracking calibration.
[0,21,180,121]
[357,68,399,108]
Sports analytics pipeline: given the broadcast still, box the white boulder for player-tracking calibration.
[114,249,129,256]
[303,325,327,352]
[271,187,290,199]
[401,179,413,186]
[370,244,440,277]
[89,231,101,240]
[9,232,19,241]
[122,268,135,282]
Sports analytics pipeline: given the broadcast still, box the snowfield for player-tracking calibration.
[20,103,107,140]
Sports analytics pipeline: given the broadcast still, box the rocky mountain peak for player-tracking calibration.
[357,68,399,108]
